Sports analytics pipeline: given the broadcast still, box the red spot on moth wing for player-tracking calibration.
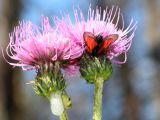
[83,32,97,54]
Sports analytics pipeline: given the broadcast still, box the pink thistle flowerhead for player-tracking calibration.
[56,6,137,64]
[4,17,83,72]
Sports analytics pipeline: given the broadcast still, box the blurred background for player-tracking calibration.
[0,0,160,120]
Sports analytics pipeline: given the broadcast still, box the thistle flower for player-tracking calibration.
[4,17,83,72]
[3,17,83,117]
[54,6,137,120]
[55,6,137,64]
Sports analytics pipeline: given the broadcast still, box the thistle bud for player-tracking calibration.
[80,57,113,84]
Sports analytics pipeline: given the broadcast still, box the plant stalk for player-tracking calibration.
[93,77,104,120]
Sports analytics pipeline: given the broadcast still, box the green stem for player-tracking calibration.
[60,110,68,120]
[93,77,104,120]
